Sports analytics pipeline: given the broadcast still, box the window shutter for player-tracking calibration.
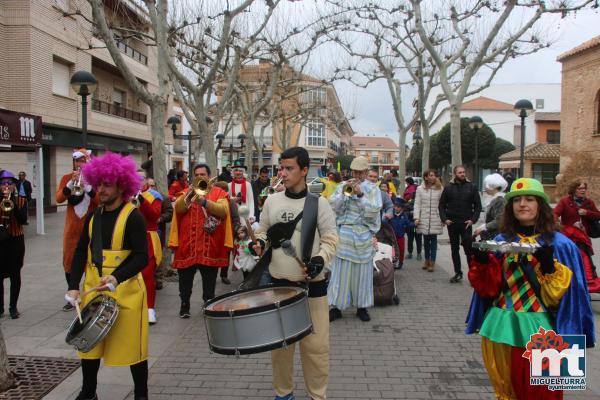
[52,60,70,97]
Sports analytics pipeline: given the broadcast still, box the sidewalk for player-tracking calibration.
[1,211,598,399]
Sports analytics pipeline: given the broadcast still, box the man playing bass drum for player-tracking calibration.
[65,153,149,400]
[251,147,338,400]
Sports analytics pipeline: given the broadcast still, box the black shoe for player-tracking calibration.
[62,302,74,311]
[74,392,98,400]
[9,308,19,319]
[416,254,422,261]
[179,302,191,319]
[155,281,163,290]
[394,262,403,270]
[329,307,342,322]
[449,273,463,283]
[356,308,371,322]
[221,277,231,285]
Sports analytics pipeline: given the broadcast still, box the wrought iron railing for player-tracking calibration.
[91,99,147,123]
[116,40,148,65]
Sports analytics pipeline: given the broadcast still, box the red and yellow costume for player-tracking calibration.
[137,189,163,309]
[169,186,233,268]
[56,172,98,273]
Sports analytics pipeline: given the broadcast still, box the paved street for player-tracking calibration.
[2,211,600,399]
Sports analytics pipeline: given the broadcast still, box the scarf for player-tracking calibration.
[232,178,247,203]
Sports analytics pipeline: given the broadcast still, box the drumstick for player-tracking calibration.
[281,240,307,271]
[75,301,83,324]
[237,205,257,242]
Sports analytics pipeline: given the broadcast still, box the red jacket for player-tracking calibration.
[553,195,600,234]
[168,180,188,201]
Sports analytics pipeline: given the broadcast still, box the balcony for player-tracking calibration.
[92,99,147,123]
[116,40,148,65]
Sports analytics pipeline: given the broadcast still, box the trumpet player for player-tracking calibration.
[169,164,233,318]
[0,170,28,319]
[56,148,98,312]
[251,166,271,221]
[134,171,163,324]
[328,156,382,322]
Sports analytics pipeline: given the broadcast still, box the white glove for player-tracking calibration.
[84,184,93,194]
[66,180,74,189]
[64,293,80,306]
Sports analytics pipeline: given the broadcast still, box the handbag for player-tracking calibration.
[587,219,600,239]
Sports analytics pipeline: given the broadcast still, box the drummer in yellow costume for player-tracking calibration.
[66,152,149,400]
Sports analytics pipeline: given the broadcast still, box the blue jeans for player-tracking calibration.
[423,234,438,261]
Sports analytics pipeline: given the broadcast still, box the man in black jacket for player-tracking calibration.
[438,165,482,283]
[17,172,32,202]
[251,166,270,222]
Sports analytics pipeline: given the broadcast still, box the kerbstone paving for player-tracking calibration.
[1,212,599,399]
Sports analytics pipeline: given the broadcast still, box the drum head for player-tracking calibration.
[204,284,306,317]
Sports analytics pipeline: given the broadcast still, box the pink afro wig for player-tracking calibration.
[82,152,141,200]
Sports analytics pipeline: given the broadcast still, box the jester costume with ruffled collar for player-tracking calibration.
[465,228,595,400]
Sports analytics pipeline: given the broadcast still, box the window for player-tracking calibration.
[305,122,325,147]
[547,130,560,144]
[52,59,71,97]
[371,151,378,164]
[112,89,126,108]
[303,87,326,105]
[532,163,559,184]
[536,99,544,109]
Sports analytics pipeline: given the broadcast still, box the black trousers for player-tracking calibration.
[178,264,219,303]
[0,235,24,310]
[406,229,422,255]
[447,222,473,275]
[81,359,147,398]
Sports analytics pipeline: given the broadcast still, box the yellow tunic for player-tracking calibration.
[78,202,149,366]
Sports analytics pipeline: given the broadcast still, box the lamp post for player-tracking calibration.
[70,70,98,147]
[166,115,183,171]
[469,116,484,188]
[228,134,246,165]
[513,99,534,178]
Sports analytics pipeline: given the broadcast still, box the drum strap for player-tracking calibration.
[91,207,104,276]
[300,193,319,263]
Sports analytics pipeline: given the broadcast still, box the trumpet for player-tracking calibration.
[130,190,142,207]
[1,192,13,213]
[72,167,84,197]
[258,177,283,211]
[185,176,216,205]
[342,180,357,197]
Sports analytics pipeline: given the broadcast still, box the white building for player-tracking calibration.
[427,83,561,147]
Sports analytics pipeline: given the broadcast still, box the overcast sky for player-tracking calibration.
[335,8,600,141]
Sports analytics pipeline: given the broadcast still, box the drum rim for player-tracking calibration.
[203,282,307,317]
[208,325,313,355]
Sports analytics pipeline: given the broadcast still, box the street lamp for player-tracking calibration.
[469,115,484,188]
[166,115,183,170]
[229,134,246,165]
[513,99,534,178]
[70,70,98,147]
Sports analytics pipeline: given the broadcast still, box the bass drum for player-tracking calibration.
[65,295,119,353]
[203,283,312,355]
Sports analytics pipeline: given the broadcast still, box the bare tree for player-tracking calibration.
[83,0,172,193]
[0,326,16,391]
[410,0,596,166]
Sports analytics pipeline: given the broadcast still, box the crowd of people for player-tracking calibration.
[1,146,599,400]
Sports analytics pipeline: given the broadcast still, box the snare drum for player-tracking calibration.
[65,295,119,353]
[203,284,313,355]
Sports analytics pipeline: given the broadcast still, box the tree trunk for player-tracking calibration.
[397,128,407,193]
[150,102,168,194]
[449,104,463,167]
[0,326,16,392]
[421,121,430,173]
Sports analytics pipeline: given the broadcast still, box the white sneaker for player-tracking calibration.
[148,308,157,325]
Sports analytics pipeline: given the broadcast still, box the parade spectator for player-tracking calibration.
[473,173,508,240]
[217,164,233,183]
[329,156,382,322]
[56,148,98,311]
[380,172,397,196]
[168,170,188,201]
[413,170,443,271]
[251,166,270,221]
[438,165,482,283]
[403,177,417,202]
[169,164,233,318]
[232,226,256,280]
[368,169,393,220]
[390,169,401,190]
[388,198,415,270]
[0,170,28,319]
[554,180,600,237]
[17,171,32,203]
[466,177,595,400]
[502,171,514,193]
